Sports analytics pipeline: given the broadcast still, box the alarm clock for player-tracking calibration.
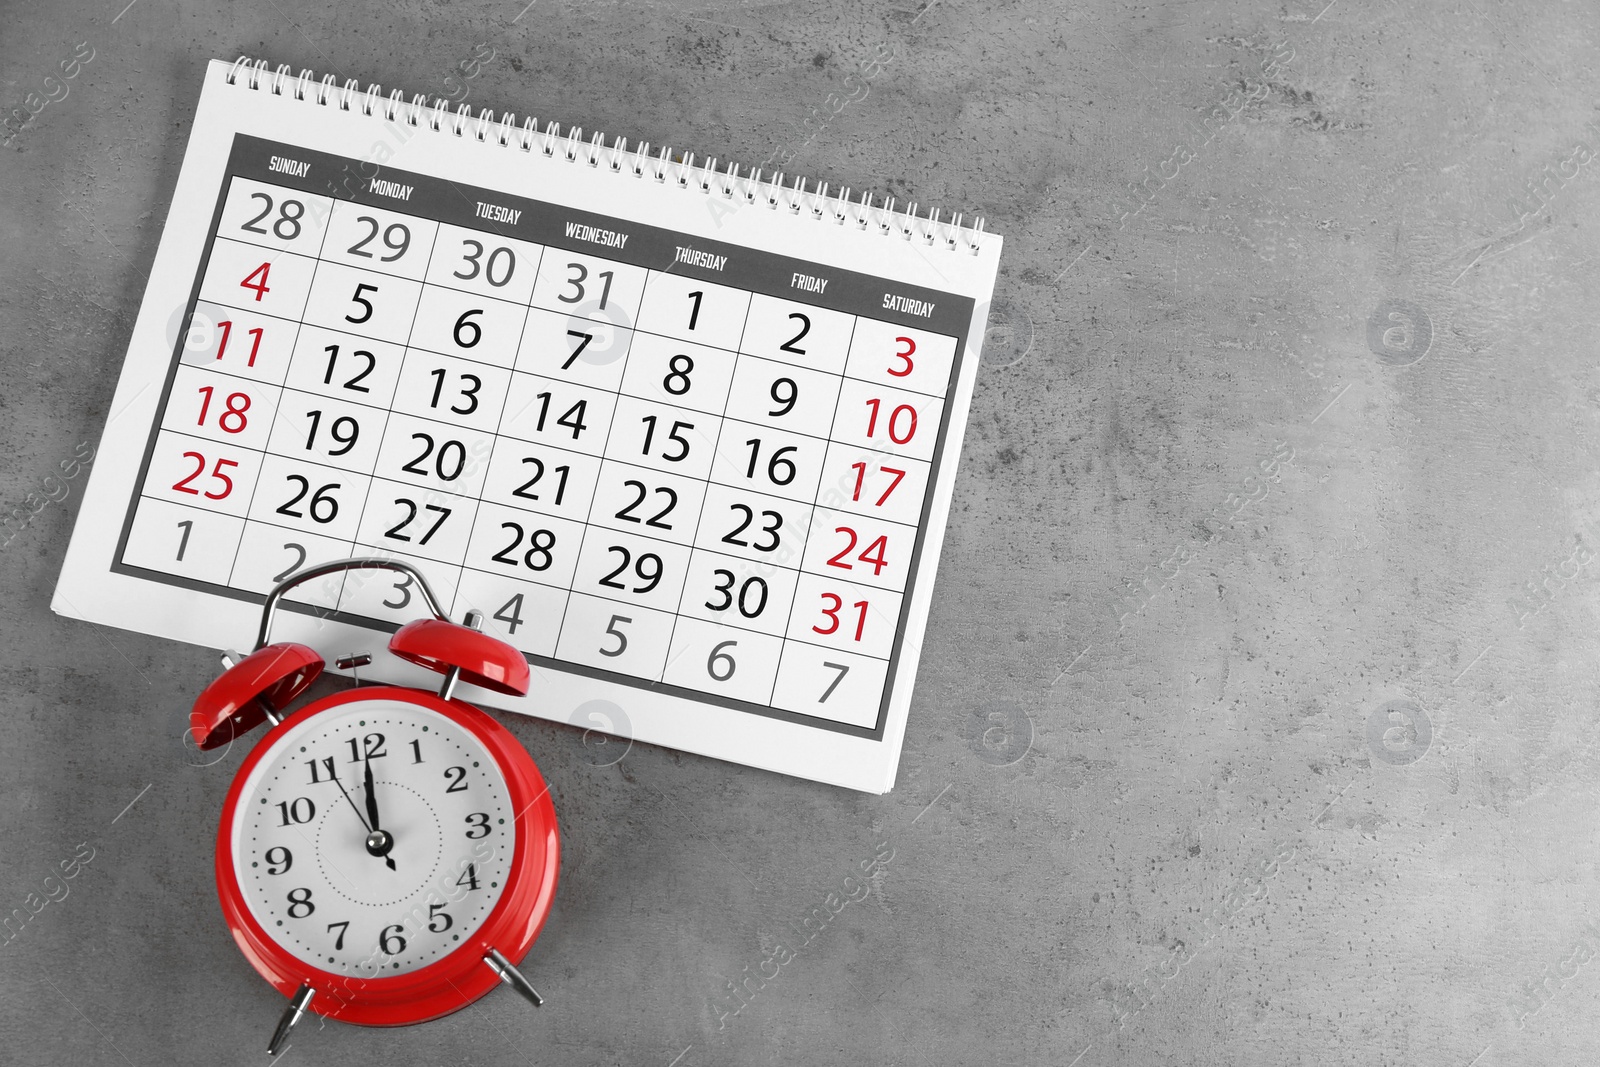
[188,558,559,1055]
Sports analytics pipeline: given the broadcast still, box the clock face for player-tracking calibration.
[230,697,515,978]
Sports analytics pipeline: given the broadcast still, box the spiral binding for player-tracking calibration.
[226,57,987,255]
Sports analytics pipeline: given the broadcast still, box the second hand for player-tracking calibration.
[333,772,398,871]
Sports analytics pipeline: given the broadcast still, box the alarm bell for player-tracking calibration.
[189,557,532,749]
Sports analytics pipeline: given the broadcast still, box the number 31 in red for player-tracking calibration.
[814,593,869,642]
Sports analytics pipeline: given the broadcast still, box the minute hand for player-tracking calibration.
[363,755,396,870]
[363,755,381,832]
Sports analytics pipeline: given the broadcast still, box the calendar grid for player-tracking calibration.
[111,134,978,740]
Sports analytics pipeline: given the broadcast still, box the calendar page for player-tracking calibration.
[54,59,1002,792]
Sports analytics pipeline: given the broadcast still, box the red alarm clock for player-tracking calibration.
[189,558,559,1055]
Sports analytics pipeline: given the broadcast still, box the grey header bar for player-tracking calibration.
[230,134,975,336]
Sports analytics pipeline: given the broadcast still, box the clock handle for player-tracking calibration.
[254,557,449,650]
[484,948,544,1008]
[265,983,314,1056]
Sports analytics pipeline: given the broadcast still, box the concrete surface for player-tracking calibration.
[4,0,1600,1064]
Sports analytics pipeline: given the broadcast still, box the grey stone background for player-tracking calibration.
[2,0,1596,1063]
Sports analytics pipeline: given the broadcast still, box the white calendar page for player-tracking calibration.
[54,59,1002,793]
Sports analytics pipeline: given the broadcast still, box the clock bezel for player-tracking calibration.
[215,685,559,1027]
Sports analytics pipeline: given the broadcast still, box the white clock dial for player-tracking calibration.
[231,698,515,977]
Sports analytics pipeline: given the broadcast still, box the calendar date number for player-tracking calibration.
[173,452,238,500]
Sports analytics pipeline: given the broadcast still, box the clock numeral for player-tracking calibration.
[409,739,424,764]
[286,887,315,918]
[379,924,408,955]
[464,812,491,839]
[346,732,387,762]
[444,766,468,793]
[263,846,293,875]
[276,798,316,826]
[327,920,349,950]
[427,903,453,933]
[305,756,338,784]
[456,863,482,892]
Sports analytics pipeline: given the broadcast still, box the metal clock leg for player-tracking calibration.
[266,983,314,1056]
[483,948,543,1008]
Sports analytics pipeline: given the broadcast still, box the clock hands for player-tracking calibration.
[326,757,396,871]
[363,753,396,871]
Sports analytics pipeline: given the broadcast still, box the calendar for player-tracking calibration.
[54,58,1002,792]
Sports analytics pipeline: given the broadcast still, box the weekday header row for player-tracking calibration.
[230,135,974,336]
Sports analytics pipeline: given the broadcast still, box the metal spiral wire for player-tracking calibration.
[226,56,987,255]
